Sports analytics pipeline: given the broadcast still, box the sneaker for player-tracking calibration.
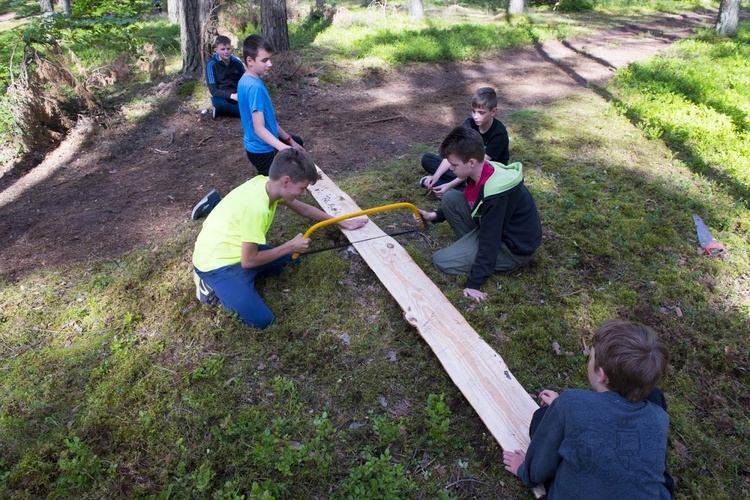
[191,189,221,220]
[211,107,217,120]
[193,271,218,306]
[419,176,429,188]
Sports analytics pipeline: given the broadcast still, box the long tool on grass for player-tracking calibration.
[293,202,425,259]
[693,215,726,257]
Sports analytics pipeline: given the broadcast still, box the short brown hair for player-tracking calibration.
[472,87,498,110]
[268,149,319,184]
[438,126,485,163]
[242,34,274,63]
[214,35,231,48]
[592,319,669,402]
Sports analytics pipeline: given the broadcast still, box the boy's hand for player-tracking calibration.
[423,175,436,189]
[431,183,450,198]
[539,389,559,406]
[288,233,310,254]
[337,217,368,231]
[502,449,526,476]
[289,138,306,152]
[417,209,437,222]
[463,288,488,302]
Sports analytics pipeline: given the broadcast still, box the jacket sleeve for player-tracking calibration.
[517,399,565,488]
[466,194,508,289]
[206,60,234,100]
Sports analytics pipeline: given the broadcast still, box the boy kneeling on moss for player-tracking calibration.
[416,125,542,302]
[191,149,367,328]
[503,319,675,498]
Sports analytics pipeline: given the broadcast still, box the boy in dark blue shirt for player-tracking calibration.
[205,35,244,119]
[503,319,673,499]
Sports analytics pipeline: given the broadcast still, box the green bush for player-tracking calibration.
[343,449,415,498]
[555,0,595,12]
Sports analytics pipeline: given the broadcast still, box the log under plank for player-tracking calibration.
[307,168,544,497]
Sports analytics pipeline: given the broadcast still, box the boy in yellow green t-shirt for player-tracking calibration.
[192,149,367,328]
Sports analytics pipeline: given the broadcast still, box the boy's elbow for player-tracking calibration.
[240,258,254,269]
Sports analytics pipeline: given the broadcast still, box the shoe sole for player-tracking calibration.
[193,271,201,301]
[191,189,221,220]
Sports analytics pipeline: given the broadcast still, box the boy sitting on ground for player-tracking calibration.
[191,34,306,220]
[503,319,674,498]
[206,35,244,119]
[191,149,367,329]
[420,87,509,198]
[239,34,305,177]
[417,126,541,302]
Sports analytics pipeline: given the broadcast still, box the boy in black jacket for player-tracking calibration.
[206,35,244,118]
[417,126,541,302]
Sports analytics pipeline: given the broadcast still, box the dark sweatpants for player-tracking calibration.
[246,135,304,177]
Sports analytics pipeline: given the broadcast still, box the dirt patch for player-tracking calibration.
[0,9,718,281]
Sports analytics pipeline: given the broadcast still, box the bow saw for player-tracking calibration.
[292,202,426,259]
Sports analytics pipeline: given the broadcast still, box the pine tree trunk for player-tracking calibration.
[715,0,740,37]
[39,0,54,13]
[408,0,423,19]
[201,0,219,65]
[169,0,181,24]
[61,0,72,15]
[261,0,290,53]
[507,0,525,15]
[180,0,203,76]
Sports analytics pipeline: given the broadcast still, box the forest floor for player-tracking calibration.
[0,7,720,281]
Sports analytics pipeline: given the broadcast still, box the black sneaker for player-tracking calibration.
[191,189,221,220]
[419,176,429,188]
[193,271,218,306]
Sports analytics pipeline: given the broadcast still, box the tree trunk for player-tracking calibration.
[180,0,203,76]
[61,0,72,15]
[408,0,423,19]
[315,0,324,11]
[261,0,290,53]
[507,0,525,16]
[169,0,181,24]
[201,0,219,61]
[715,0,740,37]
[39,0,54,13]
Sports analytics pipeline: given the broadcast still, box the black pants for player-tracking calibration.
[246,135,304,177]
[528,387,675,497]
[421,153,466,190]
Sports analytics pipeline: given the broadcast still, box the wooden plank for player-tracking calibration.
[308,168,544,496]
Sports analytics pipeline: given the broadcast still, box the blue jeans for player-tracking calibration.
[211,96,240,118]
[195,245,293,328]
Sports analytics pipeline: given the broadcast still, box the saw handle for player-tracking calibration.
[292,202,425,259]
[704,242,726,257]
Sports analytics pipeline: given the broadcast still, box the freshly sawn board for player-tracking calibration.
[306,168,544,497]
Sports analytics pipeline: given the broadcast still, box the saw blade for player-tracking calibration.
[693,215,726,256]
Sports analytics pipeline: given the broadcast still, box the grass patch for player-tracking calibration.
[610,22,750,205]
[5,88,749,496]
[293,7,582,76]
[3,5,750,499]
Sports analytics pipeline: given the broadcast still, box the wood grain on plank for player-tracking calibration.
[307,168,544,497]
